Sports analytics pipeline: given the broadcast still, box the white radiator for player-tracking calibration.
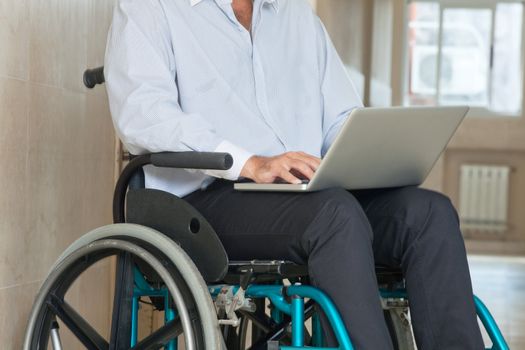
[459,165,510,232]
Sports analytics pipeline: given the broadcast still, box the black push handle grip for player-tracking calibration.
[150,152,233,171]
[83,66,105,88]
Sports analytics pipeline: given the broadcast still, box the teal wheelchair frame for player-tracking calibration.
[132,266,509,350]
[23,66,509,350]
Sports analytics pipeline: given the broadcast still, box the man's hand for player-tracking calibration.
[240,152,321,184]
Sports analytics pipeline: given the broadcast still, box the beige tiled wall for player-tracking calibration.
[0,0,116,347]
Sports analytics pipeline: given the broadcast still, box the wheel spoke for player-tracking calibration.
[130,318,182,350]
[109,252,135,350]
[238,310,273,334]
[47,294,109,350]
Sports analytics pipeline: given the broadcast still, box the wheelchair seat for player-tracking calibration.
[224,260,404,286]
[224,260,309,285]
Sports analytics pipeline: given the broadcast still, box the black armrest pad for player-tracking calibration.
[150,152,233,171]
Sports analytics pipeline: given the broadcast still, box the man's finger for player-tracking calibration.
[295,151,321,165]
[289,160,315,179]
[289,153,321,171]
[279,168,302,184]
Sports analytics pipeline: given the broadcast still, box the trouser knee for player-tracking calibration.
[300,188,373,255]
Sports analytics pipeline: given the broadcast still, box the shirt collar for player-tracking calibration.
[190,0,279,13]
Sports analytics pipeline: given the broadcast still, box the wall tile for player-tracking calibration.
[79,155,114,233]
[0,280,41,349]
[317,0,368,73]
[25,152,88,282]
[29,0,88,91]
[27,82,86,156]
[57,0,88,92]
[0,78,29,288]
[0,78,29,151]
[0,0,30,80]
[1,0,117,347]
[84,91,115,160]
[87,0,116,68]
[0,146,29,288]
[28,0,61,87]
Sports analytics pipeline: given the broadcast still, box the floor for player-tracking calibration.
[468,255,525,349]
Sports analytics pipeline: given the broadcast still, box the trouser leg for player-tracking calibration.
[301,189,393,349]
[353,186,484,350]
[184,181,393,349]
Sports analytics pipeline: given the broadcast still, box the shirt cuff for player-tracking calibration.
[203,140,254,180]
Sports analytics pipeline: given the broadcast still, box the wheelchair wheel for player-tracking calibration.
[384,308,415,350]
[24,224,224,350]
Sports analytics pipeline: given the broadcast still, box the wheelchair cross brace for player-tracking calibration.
[209,284,354,350]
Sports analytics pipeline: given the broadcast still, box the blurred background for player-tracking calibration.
[0,0,523,348]
[316,0,525,347]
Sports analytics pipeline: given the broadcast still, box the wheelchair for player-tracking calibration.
[23,66,509,350]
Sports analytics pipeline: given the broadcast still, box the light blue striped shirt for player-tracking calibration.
[105,0,362,197]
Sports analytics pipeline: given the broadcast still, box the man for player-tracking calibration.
[105,0,484,348]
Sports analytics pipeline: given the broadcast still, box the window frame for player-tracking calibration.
[403,0,525,118]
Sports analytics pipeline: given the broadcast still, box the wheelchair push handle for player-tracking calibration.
[150,152,233,171]
[83,66,105,88]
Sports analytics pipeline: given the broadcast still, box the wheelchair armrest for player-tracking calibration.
[113,151,233,223]
[150,151,233,171]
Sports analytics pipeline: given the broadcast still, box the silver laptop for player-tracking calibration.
[234,106,469,192]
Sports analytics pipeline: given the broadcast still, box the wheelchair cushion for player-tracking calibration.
[126,188,229,283]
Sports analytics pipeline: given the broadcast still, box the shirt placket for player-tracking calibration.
[251,0,287,149]
[215,0,253,54]
[217,0,287,149]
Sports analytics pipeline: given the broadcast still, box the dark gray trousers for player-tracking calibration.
[184,180,484,349]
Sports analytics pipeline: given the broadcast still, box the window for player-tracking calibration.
[406,0,524,116]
